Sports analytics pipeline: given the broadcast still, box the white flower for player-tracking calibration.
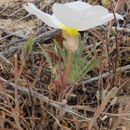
[23,1,123,31]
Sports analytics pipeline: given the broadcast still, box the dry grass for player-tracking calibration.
[1,0,130,130]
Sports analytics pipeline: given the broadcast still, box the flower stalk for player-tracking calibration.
[59,50,73,100]
[59,29,79,100]
[62,51,72,84]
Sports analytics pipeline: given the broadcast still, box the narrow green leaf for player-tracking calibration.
[24,35,33,56]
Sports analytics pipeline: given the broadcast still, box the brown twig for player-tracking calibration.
[82,64,130,84]
[114,0,127,12]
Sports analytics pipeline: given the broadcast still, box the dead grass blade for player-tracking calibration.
[89,87,118,130]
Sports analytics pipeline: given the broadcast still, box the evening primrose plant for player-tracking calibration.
[24,1,123,100]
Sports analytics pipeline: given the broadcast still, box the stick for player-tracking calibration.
[83,64,130,84]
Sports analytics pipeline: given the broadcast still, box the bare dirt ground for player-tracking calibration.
[1,0,130,130]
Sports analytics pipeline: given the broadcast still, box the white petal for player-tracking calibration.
[114,13,124,20]
[65,1,91,11]
[24,3,61,28]
[53,4,109,31]
[100,13,123,24]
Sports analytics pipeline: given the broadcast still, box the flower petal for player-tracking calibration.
[100,13,123,24]
[53,4,110,31]
[65,1,91,11]
[24,3,61,28]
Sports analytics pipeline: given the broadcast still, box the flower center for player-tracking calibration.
[59,24,79,37]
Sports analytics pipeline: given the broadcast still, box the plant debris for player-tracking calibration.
[1,0,130,130]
